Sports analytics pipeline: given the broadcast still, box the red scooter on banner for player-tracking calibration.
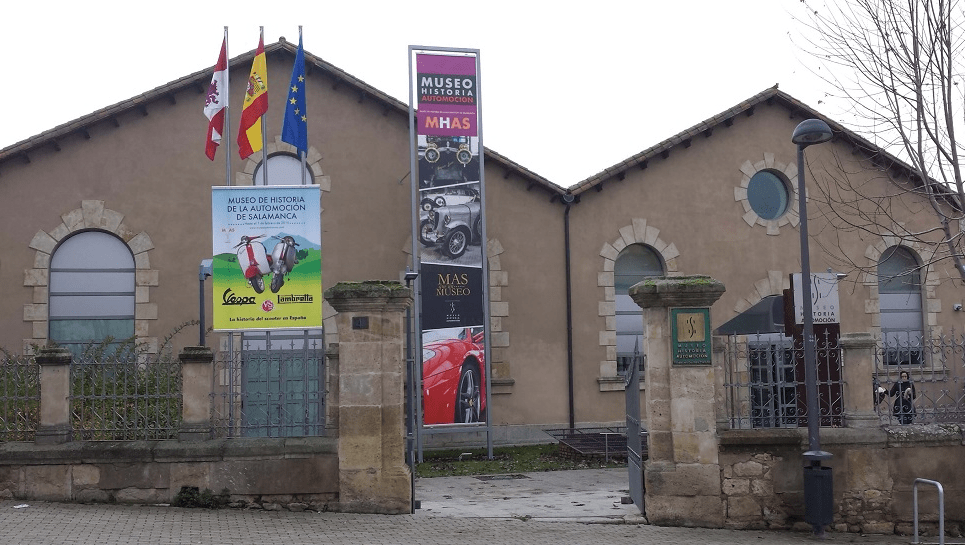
[235,235,271,294]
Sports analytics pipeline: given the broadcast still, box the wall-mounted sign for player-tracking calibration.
[792,272,841,325]
[671,307,712,366]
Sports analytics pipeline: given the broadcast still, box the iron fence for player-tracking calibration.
[70,351,182,440]
[1,330,329,441]
[721,332,844,430]
[0,353,40,441]
[873,331,965,425]
[212,330,326,438]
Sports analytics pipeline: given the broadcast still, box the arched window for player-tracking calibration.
[49,231,135,355]
[614,244,664,373]
[253,154,313,185]
[877,245,924,365]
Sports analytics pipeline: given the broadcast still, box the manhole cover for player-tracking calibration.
[474,474,529,481]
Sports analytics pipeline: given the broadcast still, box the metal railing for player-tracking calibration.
[544,426,648,461]
[912,478,964,545]
[873,332,965,425]
[70,352,182,440]
[0,354,40,441]
[0,335,329,442]
[721,332,844,430]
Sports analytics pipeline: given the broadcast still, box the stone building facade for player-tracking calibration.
[0,38,963,533]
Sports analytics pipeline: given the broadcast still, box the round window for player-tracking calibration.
[747,170,790,220]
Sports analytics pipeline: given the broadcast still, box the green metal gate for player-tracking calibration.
[240,330,324,437]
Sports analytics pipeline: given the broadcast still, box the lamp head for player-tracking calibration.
[791,119,834,147]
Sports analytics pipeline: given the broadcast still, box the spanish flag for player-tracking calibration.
[238,35,268,159]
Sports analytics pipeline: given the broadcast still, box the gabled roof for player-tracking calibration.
[0,40,564,198]
[567,85,935,201]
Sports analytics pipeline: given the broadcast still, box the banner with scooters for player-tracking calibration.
[211,185,322,330]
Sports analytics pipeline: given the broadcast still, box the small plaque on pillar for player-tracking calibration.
[352,316,369,330]
[671,307,712,366]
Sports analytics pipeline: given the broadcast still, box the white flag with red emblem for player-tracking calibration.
[204,37,228,160]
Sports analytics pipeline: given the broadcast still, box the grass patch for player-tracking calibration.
[415,443,625,478]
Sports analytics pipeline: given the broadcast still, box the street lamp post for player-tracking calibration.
[403,267,419,513]
[791,118,834,537]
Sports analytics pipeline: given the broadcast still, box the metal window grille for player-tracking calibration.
[873,331,965,425]
[69,350,182,441]
[722,332,844,430]
[0,354,40,441]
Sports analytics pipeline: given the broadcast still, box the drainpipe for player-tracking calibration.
[562,192,576,429]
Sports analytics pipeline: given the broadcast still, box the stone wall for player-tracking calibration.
[0,437,338,509]
[631,275,965,537]
[719,426,965,537]
[0,281,413,515]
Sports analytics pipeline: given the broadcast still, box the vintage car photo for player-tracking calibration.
[422,326,487,425]
[418,135,480,189]
[420,184,480,211]
[419,199,483,259]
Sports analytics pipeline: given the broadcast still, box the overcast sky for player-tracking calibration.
[7,0,833,188]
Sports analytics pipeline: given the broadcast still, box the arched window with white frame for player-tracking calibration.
[614,244,664,374]
[877,245,924,366]
[253,153,314,186]
[48,231,135,355]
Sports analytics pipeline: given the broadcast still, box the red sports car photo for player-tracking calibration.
[422,326,486,425]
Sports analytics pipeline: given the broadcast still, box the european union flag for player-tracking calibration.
[281,34,308,154]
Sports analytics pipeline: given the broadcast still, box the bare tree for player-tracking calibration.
[795,0,965,282]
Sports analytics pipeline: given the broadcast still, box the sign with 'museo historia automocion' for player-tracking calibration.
[211,185,321,330]
[411,49,490,426]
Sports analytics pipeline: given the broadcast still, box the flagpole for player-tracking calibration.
[224,26,232,186]
[299,26,307,186]
[222,25,233,406]
[259,26,269,185]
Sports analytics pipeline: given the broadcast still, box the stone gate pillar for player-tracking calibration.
[629,275,726,527]
[324,281,412,514]
[839,332,879,427]
[179,346,214,441]
[36,347,73,444]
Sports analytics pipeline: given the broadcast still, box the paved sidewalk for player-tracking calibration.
[0,469,914,544]
[414,468,642,521]
[0,502,911,545]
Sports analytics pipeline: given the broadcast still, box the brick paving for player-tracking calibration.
[0,500,913,545]
[0,467,918,545]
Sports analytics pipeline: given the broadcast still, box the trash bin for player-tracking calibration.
[803,464,833,526]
